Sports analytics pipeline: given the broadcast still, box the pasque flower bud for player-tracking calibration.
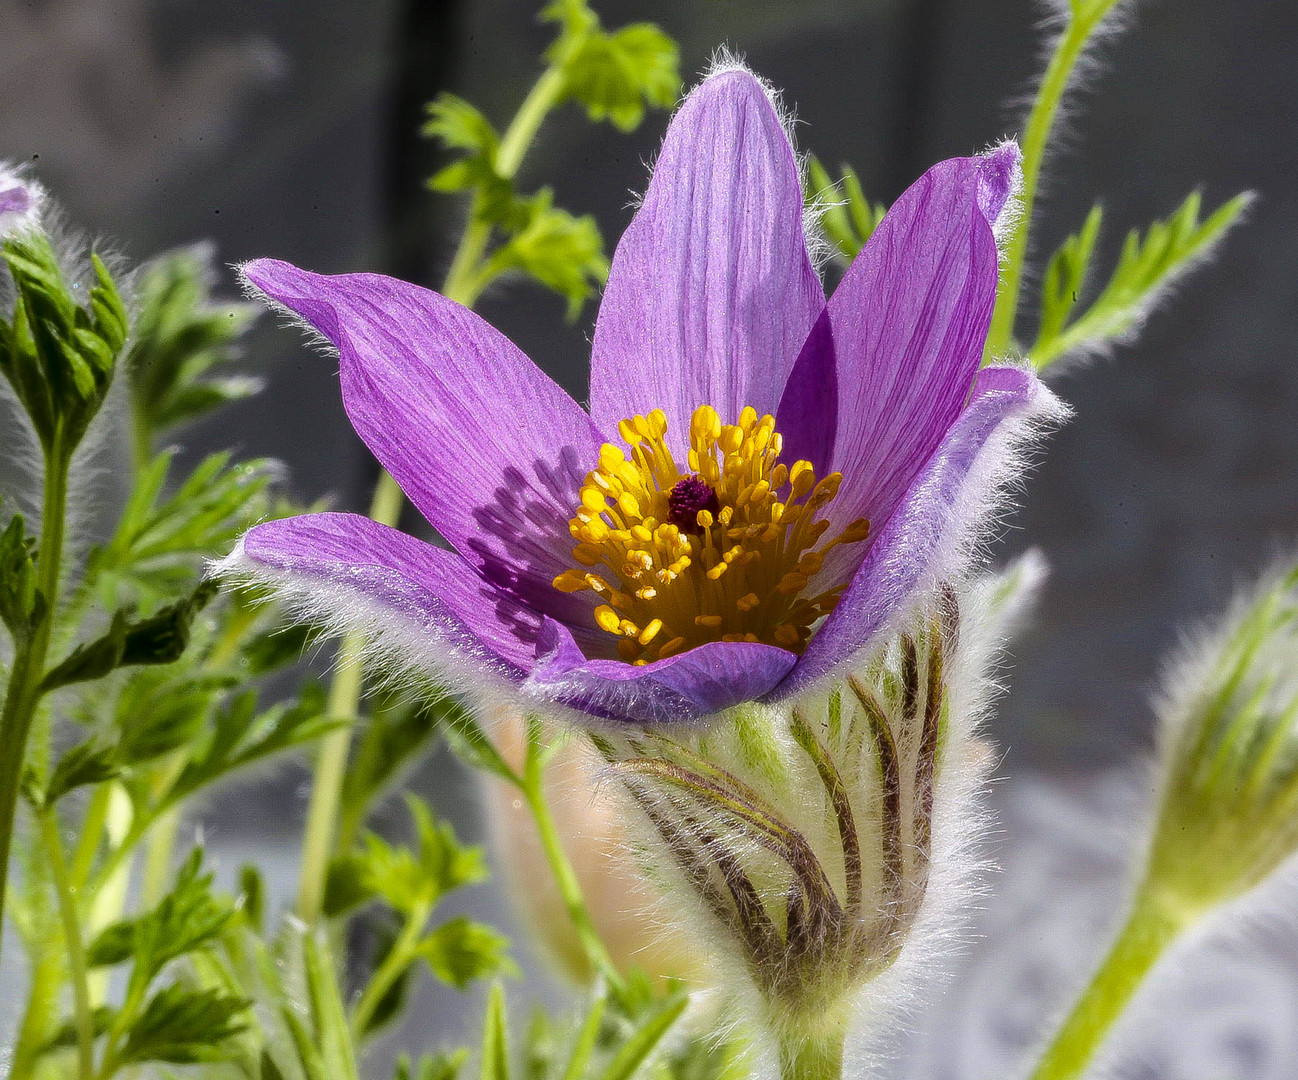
[1030,561,1298,1080]
[1145,561,1298,910]
[591,573,1027,1078]
[0,229,127,458]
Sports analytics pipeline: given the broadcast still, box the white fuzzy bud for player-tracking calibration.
[594,583,1011,1069]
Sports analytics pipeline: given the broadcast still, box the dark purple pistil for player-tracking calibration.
[668,476,720,534]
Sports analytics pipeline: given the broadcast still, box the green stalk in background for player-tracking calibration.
[1027,890,1186,1080]
[984,0,1124,360]
[39,800,96,1080]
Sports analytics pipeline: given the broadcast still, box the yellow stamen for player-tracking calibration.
[558,404,871,663]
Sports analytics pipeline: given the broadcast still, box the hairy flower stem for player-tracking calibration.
[0,436,70,954]
[984,0,1123,361]
[1027,889,1188,1080]
[40,805,95,1080]
[295,58,572,925]
[777,1016,848,1080]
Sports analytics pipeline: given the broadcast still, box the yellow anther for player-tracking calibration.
[573,543,604,566]
[595,606,621,633]
[838,518,871,543]
[552,570,588,593]
[631,524,653,543]
[778,571,808,594]
[797,551,824,576]
[774,624,802,647]
[771,463,788,489]
[635,586,658,600]
[581,488,608,512]
[638,619,664,646]
[737,593,760,612]
[790,460,816,498]
[738,405,757,430]
[658,635,687,658]
[691,405,721,444]
[695,615,723,629]
[618,492,641,518]
[706,562,728,581]
[618,418,640,444]
[696,509,714,529]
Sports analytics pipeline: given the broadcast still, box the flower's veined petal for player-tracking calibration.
[222,512,534,686]
[528,617,797,724]
[777,365,1062,697]
[241,259,604,634]
[774,309,838,478]
[779,144,1021,588]
[589,69,824,445]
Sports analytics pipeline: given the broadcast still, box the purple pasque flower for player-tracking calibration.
[224,67,1060,726]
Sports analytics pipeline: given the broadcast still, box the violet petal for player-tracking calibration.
[231,512,532,682]
[241,259,604,635]
[796,147,1018,588]
[778,365,1058,696]
[588,69,824,445]
[527,617,798,724]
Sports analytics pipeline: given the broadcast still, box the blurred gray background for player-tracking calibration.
[3,0,1297,1076]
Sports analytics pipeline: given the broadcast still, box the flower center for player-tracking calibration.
[667,476,719,534]
[553,405,870,664]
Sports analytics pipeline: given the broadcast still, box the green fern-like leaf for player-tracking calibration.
[1031,190,1251,369]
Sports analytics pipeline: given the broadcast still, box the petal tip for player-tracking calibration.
[976,140,1023,232]
[238,257,307,301]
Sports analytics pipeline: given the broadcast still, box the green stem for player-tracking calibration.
[294,59,569,925]
[40,805,95,1080]
[440,65,569,308]
[349,903,428,1038]
[984,0,1122,360]
[0,437,70,955]
[776,1015,848,1080]
[520,719,623,993]
[1027,888,1189,1080]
